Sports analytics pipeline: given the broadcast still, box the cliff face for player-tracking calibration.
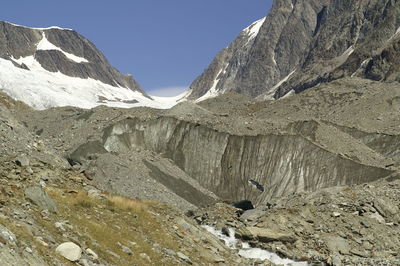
[189,0,400,100]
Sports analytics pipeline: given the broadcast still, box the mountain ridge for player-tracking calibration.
[189,0,400,101]
[0,21,185,110]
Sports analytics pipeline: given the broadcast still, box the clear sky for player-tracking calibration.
[3,1,273,96]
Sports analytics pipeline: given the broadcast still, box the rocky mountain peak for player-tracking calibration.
[189,0,400,101]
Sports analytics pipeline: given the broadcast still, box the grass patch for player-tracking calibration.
[106,195,148,212]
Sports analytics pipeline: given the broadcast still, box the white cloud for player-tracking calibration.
[147,86,188,97]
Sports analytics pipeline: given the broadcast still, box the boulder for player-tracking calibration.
[177,252,192,264]
[25,186,57,213]
[56,242,82,261]
[0,224,17,246]
[15,156,30,167]
[324,236,350,255]
[239,208,266,222]
[236,226,296,243]
[85,248,98,260]
[373,198,399,218]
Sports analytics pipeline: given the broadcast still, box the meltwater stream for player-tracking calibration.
[202,226,308,266]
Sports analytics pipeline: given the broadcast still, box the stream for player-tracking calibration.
[202,225,308,266]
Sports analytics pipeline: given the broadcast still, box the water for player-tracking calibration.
[202,225,308,266]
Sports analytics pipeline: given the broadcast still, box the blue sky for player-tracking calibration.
[3,1,273,96]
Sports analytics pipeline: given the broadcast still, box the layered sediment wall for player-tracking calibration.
[102,117,392,203]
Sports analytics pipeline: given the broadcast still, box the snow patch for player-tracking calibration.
[388,26,400,41]
[196,63,229,102]
[272,54,277,65]
[203,225,307,265]
[37,32,88,63]
[342,46,354,57]
[150,89,190,104]
[281,89,295,99]
[261,70,296,100]
[243,17,266,43]
[0,57,180,110]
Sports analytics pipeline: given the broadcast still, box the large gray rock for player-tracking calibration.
[25,186,57,213]
[324,236,350,255]
[55,242,82,261]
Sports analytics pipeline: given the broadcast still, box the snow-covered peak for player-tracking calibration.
[243,17,266,41]
[36,32,88,63]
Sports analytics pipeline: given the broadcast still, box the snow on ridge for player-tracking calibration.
[243,17,266,41]
[0,57,180,110]
[3,21,73,31]
[37,32,88,63]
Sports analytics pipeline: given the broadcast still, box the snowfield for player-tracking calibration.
[0,57,184,110]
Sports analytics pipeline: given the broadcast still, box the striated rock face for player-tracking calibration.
[0,22,142,92]
[189,0,400,100]
[102,117,392,203]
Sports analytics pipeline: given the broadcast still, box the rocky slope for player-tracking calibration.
[0,93,265,265]
[189,0,400,101]
[193,175,400,265]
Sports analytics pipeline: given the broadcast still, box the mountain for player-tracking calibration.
[0,22,181,109]
[2,2,400,264]
[189,0,400,100]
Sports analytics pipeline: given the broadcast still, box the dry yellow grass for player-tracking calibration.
[106,194,149,212]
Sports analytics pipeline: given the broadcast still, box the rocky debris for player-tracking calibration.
[0,154,252,265]
[55,242,82,261]
[24,186,57,213]
[0,225,17,246]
